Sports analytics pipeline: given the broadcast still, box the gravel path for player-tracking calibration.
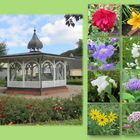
[0,85,82,99]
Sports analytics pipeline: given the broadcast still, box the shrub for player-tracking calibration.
[0,95,82,125]
[0,79,6,87]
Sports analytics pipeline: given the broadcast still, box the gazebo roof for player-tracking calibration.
[27,29,43,51]
[0,51,78,62]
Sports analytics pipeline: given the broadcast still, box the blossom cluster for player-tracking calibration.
[90,108,118,127]
[126,78,140,91]
[88,38,119,71]
[125,43,140,69]
[127,111,140,123]
[91,76,117,93]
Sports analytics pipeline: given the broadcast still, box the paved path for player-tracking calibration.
[0,85,82,99]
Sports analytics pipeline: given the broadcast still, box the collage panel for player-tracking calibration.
[122,103,140,135]
[88,70,120,102]
[88,36,120,71]
[88,103,120,135]
[122,37,140,69]
[88,4,121,37]
[122,70,140,103]
[122,5,140,37]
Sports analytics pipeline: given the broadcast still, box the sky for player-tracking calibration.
[0,15,82,55]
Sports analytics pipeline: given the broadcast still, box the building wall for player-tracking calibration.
[70,69,82,77]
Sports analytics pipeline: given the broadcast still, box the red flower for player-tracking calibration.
[92,8,116,32]
[25,104,32,110]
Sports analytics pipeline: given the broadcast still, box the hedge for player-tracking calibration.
[0,94,82,125]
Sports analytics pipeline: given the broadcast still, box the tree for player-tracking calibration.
[0,42,6,56]
[61,39,82,56]
[64,15,82,27]
[0,42,7,71]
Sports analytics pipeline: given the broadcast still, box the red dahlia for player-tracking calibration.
[92,8,116,32]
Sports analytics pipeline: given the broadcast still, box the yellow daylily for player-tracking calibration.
[127,12,140,30]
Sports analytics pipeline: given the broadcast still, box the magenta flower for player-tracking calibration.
[92,44,114,62]
[126,78,140,91]
[99,63,113,70]
[122,124,132,129]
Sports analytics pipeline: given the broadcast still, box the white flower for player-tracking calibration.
[109,79,117,88]
[131,43,140,58]
[135,59,139,65]
[127,62,130,67]
[136,66,140,69]
[130,62,136,67]
[91,76,117,93]
[91,76,109,93]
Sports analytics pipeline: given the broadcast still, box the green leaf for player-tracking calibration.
[122,92,135,102]
[107,94,118,102]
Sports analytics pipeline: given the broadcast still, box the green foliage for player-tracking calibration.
[67,77,82,85]
[88,71,120,102]
[0,79,6,87]
[88,103,120,135]
[0,95,82,125]
[122,70,140,103]
[122,104,140,135]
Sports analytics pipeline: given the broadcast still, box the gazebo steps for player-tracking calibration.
[5,86,68,96]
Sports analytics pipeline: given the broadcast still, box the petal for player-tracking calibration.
[127,19,135,25]
[132,12,137,18]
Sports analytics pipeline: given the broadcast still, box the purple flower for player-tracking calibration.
[92,44,114,62]
[126,78,140,91]
[122,124,132,129]
[111,37,119,44]
[88,65,94,70]
[88,40,96,51]
[99,63,113,70]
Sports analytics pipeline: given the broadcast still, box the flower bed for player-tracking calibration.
[0,95,82,125]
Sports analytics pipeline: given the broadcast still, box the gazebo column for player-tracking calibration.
[39,59,42,93]
[22,61,25,87]
[64,61,67,85]
[53,60,56,87]
[7,62,9,87]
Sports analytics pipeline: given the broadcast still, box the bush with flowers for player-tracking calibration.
[0,95,82,125]
[88,37,120,71]
[88,4,120,37]
[123,37,140,69]
[88,103,120,135]
[122,104,140,135]
[88,71,120,102]
[122,70,140,103]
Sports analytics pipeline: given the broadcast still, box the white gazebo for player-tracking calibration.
[0,29,76,95]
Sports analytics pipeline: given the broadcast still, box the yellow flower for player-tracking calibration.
[90,109,100,121]
[127,12,140,30]
[108,112,118,123]
[97,113,109,126]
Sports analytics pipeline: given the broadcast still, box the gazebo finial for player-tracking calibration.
[27,28,43,52]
